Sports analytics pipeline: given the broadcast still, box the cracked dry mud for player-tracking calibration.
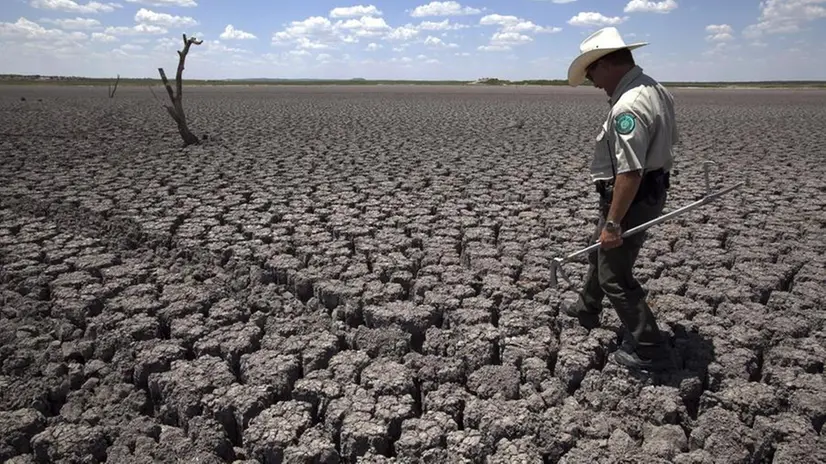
[1,85,825,463]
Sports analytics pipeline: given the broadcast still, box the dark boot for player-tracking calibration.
[561,297,601,330]
[612,341,675,372]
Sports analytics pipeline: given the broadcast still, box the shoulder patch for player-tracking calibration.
[614,112,636,135]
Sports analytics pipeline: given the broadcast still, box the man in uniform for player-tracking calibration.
[562,27,678,371]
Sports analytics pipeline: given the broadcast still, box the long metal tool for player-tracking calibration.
[549,162,746,288]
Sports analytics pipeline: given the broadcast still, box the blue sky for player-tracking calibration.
[1,0,825,81]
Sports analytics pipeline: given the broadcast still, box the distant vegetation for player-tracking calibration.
[1,74,824,89]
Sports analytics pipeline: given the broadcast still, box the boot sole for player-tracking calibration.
[611,349,674,372]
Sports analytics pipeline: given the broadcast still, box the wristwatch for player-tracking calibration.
[605,220,621,233]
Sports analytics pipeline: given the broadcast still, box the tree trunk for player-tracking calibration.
[108,74,119,98]
[158,34,202,147]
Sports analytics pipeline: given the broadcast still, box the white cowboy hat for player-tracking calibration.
[567,27,648,87]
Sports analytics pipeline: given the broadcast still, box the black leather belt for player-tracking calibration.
[596,168,670,204]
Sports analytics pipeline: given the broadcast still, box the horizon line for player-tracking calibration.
[2,73,825,85]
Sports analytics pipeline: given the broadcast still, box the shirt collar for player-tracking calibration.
[609,65,643,106]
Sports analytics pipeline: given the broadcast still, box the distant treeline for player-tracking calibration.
[1,74,824,88]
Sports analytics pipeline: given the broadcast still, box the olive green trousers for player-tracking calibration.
[578,189,667,353]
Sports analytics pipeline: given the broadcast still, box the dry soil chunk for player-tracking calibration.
[699,382,783,426]
[554,328,607,393]
[244,400,314,464]
[688,406,763,463]
[147,355,236,426]
[642,424,688,461]
[239,350,302,400]
[363,300,441,339]
[30,423,108,464]
[281,424,339,464]
[291,369,343,420]
[263,330,340,373]
[132,341,187,389]
[487,436,545,464]
[186,415,235,461]
[193,321,262,371]
[0,408,46,461]
[202,383,275,445]
[339,412,392,462]
[395,410,458,459]
[360,358,415,396]
[423,382,468,426]
[347,326,411,361]
[327,349,371,384]
[467,364,520,400]
[463,397,540,449]
[422,324,499,372]
[403,353,466,396]
[500,326,559,368]
[59,379,148,428]
[445,428,495,462]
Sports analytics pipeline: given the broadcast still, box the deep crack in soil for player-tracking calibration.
[1,85,825,464]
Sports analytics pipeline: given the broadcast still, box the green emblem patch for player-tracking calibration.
[615,112,636,135]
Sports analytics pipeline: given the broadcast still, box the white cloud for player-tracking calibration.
[201,40,251,56]
[294,36,333,49]
[477,13,559,51]
[567,12,628,27]
[386,24,420,41]
[329,5,383,18]
[417,19,468,30]
[478,30,534,52]
[135,8,198,28]
[743,0,826,38]
[0,17,88,41]
[705,24,733,41]
[29,0,120,14]
[336,16,392,37]
[119,43,143,51]
[40,17,102,29]
[220,24,256,40]
[424,35,459,48]
[91,31,117,42]
[104,23,168,35]
[623,0,678,14]
[491,31,532,45]
[125,0,197,6]
[702,41,741,58]
[272,15,395,49]
[410,1,482,17]
[366,42,381,51]
[479,14,561,34]
[478,44,509,52]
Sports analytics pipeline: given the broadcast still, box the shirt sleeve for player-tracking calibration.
[609,104,650,175]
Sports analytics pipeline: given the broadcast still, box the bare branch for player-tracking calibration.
[147,84,166,107]
[158,68,175,102]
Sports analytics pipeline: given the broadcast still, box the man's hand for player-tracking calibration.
[601,170,642,250]
[600,225,623,249]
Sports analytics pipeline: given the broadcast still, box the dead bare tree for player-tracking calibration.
[157,33,202,147]
[108,74,120,98]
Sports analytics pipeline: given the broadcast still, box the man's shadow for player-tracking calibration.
[619,321,716,420]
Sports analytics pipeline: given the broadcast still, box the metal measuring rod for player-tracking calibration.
[549,161,747,289]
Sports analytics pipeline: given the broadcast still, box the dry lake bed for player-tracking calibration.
[1,84,825,463]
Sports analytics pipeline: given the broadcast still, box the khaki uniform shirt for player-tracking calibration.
[590,65,678,183]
